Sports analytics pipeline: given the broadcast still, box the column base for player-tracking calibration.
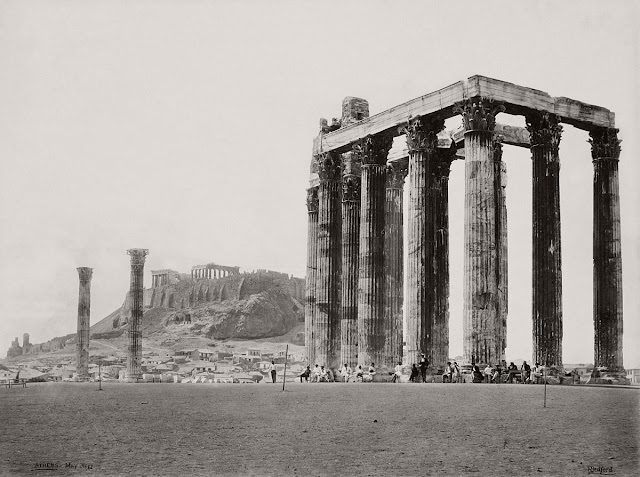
[586,370,630,386]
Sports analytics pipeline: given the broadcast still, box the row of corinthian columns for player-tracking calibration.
[306,95,624,374]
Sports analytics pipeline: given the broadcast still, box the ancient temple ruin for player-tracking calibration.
[306,75,623,374]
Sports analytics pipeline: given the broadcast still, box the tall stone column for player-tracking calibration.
[427,146,457,370]
[403,115,445,367]
[384,161,407,368]
[456,97,506,366]
[126,248,148,382]
[494,140,508,366]
[315,152,342,370]
[356,134,393,368]
[340,152,361,368]
[305,186,319,366]
[76,267,93,381]
[526,112,563,368]
[590,128,624,372]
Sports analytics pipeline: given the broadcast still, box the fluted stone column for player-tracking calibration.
[305,186,319,366]
[590,128,624,372]
[526,112,563,368]
[403,115,445,367]
[76,267,93,381]
[384,161,407,368]
[494,140,508,366]
[341,152,361,368]
[126,248,148,382]
[456,98,506,366]
[427,146,457,370]
[357,135,393,368]
[315,152,342,370]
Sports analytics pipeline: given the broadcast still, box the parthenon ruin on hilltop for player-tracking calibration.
[305,75,624,376]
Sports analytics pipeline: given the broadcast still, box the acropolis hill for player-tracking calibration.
[5,266,305,361]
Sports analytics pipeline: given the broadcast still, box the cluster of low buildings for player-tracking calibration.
[0,347,307,384]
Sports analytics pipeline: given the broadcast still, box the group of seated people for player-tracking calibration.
[476,361,542,384]
[299,363,377,383]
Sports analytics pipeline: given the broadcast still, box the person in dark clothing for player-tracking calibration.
[299,366,311,383]
[506,362,518,383]
[472,365,484,383]
[419,353,429,383]
[409,364,420,382]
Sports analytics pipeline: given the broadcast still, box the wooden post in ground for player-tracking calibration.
[282,345,289,391]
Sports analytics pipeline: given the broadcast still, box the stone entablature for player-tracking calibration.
[191,263,240,280]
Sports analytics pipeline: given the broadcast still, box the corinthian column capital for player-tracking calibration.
[354,134,393,166]
[127,249,149,267]
[316,152,341,182]
[589,127,621,160]
[306,187,319,213]
[454,97,505,132]
[386,161,408,189]
[402,116,445,154]
[525,112,563,152]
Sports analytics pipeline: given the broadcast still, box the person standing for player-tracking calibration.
[269,360,277,383]
[419,353,429,383]
[521,361,531,384]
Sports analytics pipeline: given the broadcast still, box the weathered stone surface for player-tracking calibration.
[305,186,319,366]
[76,267,93,380]
[315,152,342,370]
[126,249,148,381]
[384,161,407,368]
[590,128,623,372]
[341,152,360,368]
[356,135,393,368]
[459,98,507,366]
[404,115,445,367]
[527,112,563,368]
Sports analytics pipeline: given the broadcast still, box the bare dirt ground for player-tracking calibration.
[1,382,638,476]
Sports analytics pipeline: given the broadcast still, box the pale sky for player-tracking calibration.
[1,0,638,366]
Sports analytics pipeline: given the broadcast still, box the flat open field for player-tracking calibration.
[1,382,638,476]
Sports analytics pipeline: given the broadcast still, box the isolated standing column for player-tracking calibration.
[126,248,149,382]
[315,152,342,370]
[340,152,361,368]
[590,128,624,372]
[526,112,563,368]
[76,267,93,381]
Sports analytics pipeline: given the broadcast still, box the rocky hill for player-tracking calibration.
[6,271,305,360]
